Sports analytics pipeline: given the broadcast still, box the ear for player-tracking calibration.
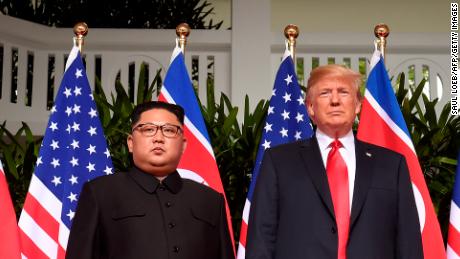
[127,134,134,152]
[355,99,362,116]
[306,99,315,121]
[181,137,187,154]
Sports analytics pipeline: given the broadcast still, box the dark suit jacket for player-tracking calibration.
[66,167,234,259]
[246,137,423,259]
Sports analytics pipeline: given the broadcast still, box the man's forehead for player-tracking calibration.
[139,109,180,122]
[314,79,354,89]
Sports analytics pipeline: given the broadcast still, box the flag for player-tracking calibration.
[236,49,314,258]
[158,45,235,247]
[0,160,21,259]
[357,49,446,258]
[448,152,460,258]
[18,46,114,259]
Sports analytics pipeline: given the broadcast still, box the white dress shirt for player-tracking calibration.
[316,129,356,211]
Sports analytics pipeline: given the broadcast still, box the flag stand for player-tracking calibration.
[176,23,191,54]
[374,23,390,63]
[284,24,299,62]
[73,22,88,53]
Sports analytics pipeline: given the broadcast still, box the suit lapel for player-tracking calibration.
[300,137,335,218]
[350,140,375,229]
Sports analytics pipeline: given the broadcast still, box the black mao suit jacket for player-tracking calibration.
[66,167,234,259]
[246,137,423,259]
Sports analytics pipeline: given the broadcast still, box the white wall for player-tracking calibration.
[0,1,451,133]
[208,0,450,33]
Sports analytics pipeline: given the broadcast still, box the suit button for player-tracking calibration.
[168,222,176,228]
[173,246,180,253]
[165,201,172,208]
[159,186,166,191]
[331,227,337,234]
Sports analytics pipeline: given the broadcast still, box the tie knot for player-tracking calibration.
[329,139,343,150]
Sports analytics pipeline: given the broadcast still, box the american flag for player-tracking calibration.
[0,160,21,259]
[447,151,460,258]
[18,46,113,259]
[357,48,446,258]
[158,45,235,247]
[237,49,313,258]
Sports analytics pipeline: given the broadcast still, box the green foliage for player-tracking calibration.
[394,73,460,240]
[198,77,269,240]
[0,122,42,216]
[0,0,223,29]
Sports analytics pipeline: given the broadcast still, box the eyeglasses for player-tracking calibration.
[132,123,183,138]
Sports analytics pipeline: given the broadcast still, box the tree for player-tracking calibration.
[0,0,223,29]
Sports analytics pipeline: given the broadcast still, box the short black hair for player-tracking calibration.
[130,101,185,127]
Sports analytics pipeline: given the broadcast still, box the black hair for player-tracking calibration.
[130,101,185,127]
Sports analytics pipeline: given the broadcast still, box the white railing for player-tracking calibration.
[0,14,449,134]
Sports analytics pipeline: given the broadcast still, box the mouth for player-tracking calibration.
[151,147,165,154]
[328,111,344,116]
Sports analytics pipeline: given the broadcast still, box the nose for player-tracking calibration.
[330,90,340,105]
[152,130,165,143]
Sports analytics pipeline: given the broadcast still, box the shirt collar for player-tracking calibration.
[129,166,183,194]
[316,128,354,152]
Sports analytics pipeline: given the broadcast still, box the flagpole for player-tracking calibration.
[374,23,390,63]
[284,24,299,65]
[176,23,191,54]
[73,22,88,53]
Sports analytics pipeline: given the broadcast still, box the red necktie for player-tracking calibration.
[326,140,350,259]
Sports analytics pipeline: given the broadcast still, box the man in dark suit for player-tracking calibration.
[245,65,423,259]
[66,101,234,259]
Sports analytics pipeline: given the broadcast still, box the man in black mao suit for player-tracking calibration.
[246,65,423,259]
[66,101,234,259]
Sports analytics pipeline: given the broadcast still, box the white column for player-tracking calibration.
[231,0,271,112]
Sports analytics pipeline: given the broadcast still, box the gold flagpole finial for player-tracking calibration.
[374,23,390,62]
[176,23,191,54]
[73,22,88,53]
[284,24,299,61]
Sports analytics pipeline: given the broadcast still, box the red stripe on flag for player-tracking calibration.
[358,99,411,158]
[0,171,21,259]
[179,127,224,192]
[358,100,428,190]
[58,243,66,259]
[23,194,60,242]
[358,99,446,258]
[239,221,248,247]
[448,223,460,256]
[19,228,50,259]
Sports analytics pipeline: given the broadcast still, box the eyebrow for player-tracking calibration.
[135,122,180,126]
